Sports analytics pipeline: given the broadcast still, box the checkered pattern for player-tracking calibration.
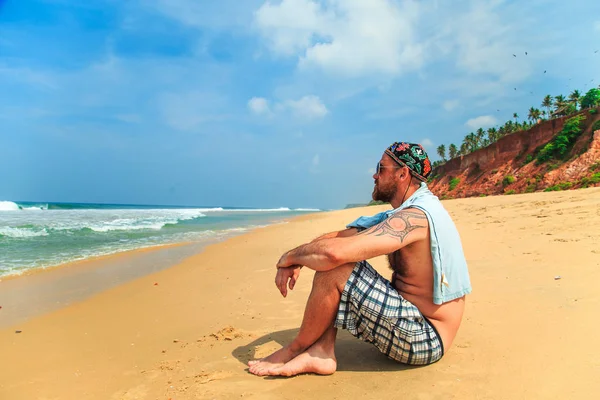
[334,261,444,365]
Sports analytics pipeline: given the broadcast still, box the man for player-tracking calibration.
[249,142,471,377]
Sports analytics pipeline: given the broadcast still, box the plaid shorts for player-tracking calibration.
[334,261,444,365]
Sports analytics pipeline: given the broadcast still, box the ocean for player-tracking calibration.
[0,200,321,277]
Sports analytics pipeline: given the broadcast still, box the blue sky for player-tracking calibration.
[0,0,599,209]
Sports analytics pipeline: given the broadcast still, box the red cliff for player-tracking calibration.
[429,108,600,198]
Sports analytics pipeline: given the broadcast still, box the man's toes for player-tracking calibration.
[248,359,260,366]
[269,365,291,377]
[248,364,260,374]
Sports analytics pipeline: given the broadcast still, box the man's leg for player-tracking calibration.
[269,324,338,377]
[248,263,355,376]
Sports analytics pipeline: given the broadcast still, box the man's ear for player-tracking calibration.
[400,167,410,181]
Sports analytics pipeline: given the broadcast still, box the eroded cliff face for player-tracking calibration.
[429,108,600,198]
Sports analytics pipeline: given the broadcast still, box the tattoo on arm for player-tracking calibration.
[358,210,427,243]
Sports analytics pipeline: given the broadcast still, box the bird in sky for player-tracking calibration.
[544,70,547,73]
[525,52,528,55]
[513,54,516,57]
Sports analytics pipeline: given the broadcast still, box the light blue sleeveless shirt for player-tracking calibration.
[346,183,472,305]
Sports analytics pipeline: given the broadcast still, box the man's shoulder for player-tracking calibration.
[385,208,429,231]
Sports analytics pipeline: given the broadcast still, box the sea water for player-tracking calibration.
[0,200,321,277]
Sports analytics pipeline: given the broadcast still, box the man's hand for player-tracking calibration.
[276,251,293,269]
[275,265,301,297]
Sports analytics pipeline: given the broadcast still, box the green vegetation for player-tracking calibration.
[544,182,573,192]
[436,144,446,162]
[505,190,516,195]
[590,162,600,172]
[367,200,387,206]
[525,184,537,193]
[522,154,534,165]
[536,115,586,163]
[580,88,600,109]
[502,175,516,186]
[580,173,600,188]
[592,120,600,133]
[449,177,460,191]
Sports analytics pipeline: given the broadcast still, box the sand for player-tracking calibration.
[1,188,600,399]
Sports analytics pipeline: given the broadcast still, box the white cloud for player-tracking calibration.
[465,115,497,130]
[310,153,320,173]
[0,65,57,89]
[443,100,460,111]
[436,2,535,84]
[420,138,434,151]
[254,0,423,77]
[285,95,328,119]
[248,97,271,115]
[312,154,320,166]
[249,94,328,120]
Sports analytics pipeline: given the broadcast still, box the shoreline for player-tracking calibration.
[0,241,194,282]
[0,213,303,282]
[0,215,308,329]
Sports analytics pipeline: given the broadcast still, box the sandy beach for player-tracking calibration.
[2,188,600,400]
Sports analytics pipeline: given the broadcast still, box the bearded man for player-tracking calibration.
[249,142,471,377]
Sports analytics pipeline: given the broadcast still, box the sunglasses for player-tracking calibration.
[376,161,402,175]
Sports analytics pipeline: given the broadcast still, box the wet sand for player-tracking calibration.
[1,188,600,399]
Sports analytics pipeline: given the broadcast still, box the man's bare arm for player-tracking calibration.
[277,209,428,271]
[311,227,359,242]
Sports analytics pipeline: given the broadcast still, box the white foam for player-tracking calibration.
[0,201,20,211]
[294,208,321,212]
[0,227,49,238]
[223,207,292,212]
[22,206,46,211]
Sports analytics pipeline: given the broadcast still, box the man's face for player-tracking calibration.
[372,155,401,202]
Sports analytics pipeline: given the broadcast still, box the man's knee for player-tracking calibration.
[313,262,356,291]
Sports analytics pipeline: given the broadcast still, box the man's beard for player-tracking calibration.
[372,180,396,203]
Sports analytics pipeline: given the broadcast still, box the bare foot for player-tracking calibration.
[248,346,299,376]
[268,343,337,377]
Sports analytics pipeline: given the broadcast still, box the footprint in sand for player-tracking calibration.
[196,326,250,345]
[190,370,231,385]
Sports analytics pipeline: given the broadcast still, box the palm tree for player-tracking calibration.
[459,142,469,156]
[569,90,581,109]
[487,127,498,143]
[436,144,446,161]
[448,143,458,159]
[528,107,542,123]
[554,95,567,116]
[476,128,485,147]
[513,113,519,124]
[542,95,553,118]
[464,132,478,152]
[527,107,535,123]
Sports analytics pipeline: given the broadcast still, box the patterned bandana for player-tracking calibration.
[384,142,432,182]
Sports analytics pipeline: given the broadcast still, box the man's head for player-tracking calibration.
[372,142,432,205]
